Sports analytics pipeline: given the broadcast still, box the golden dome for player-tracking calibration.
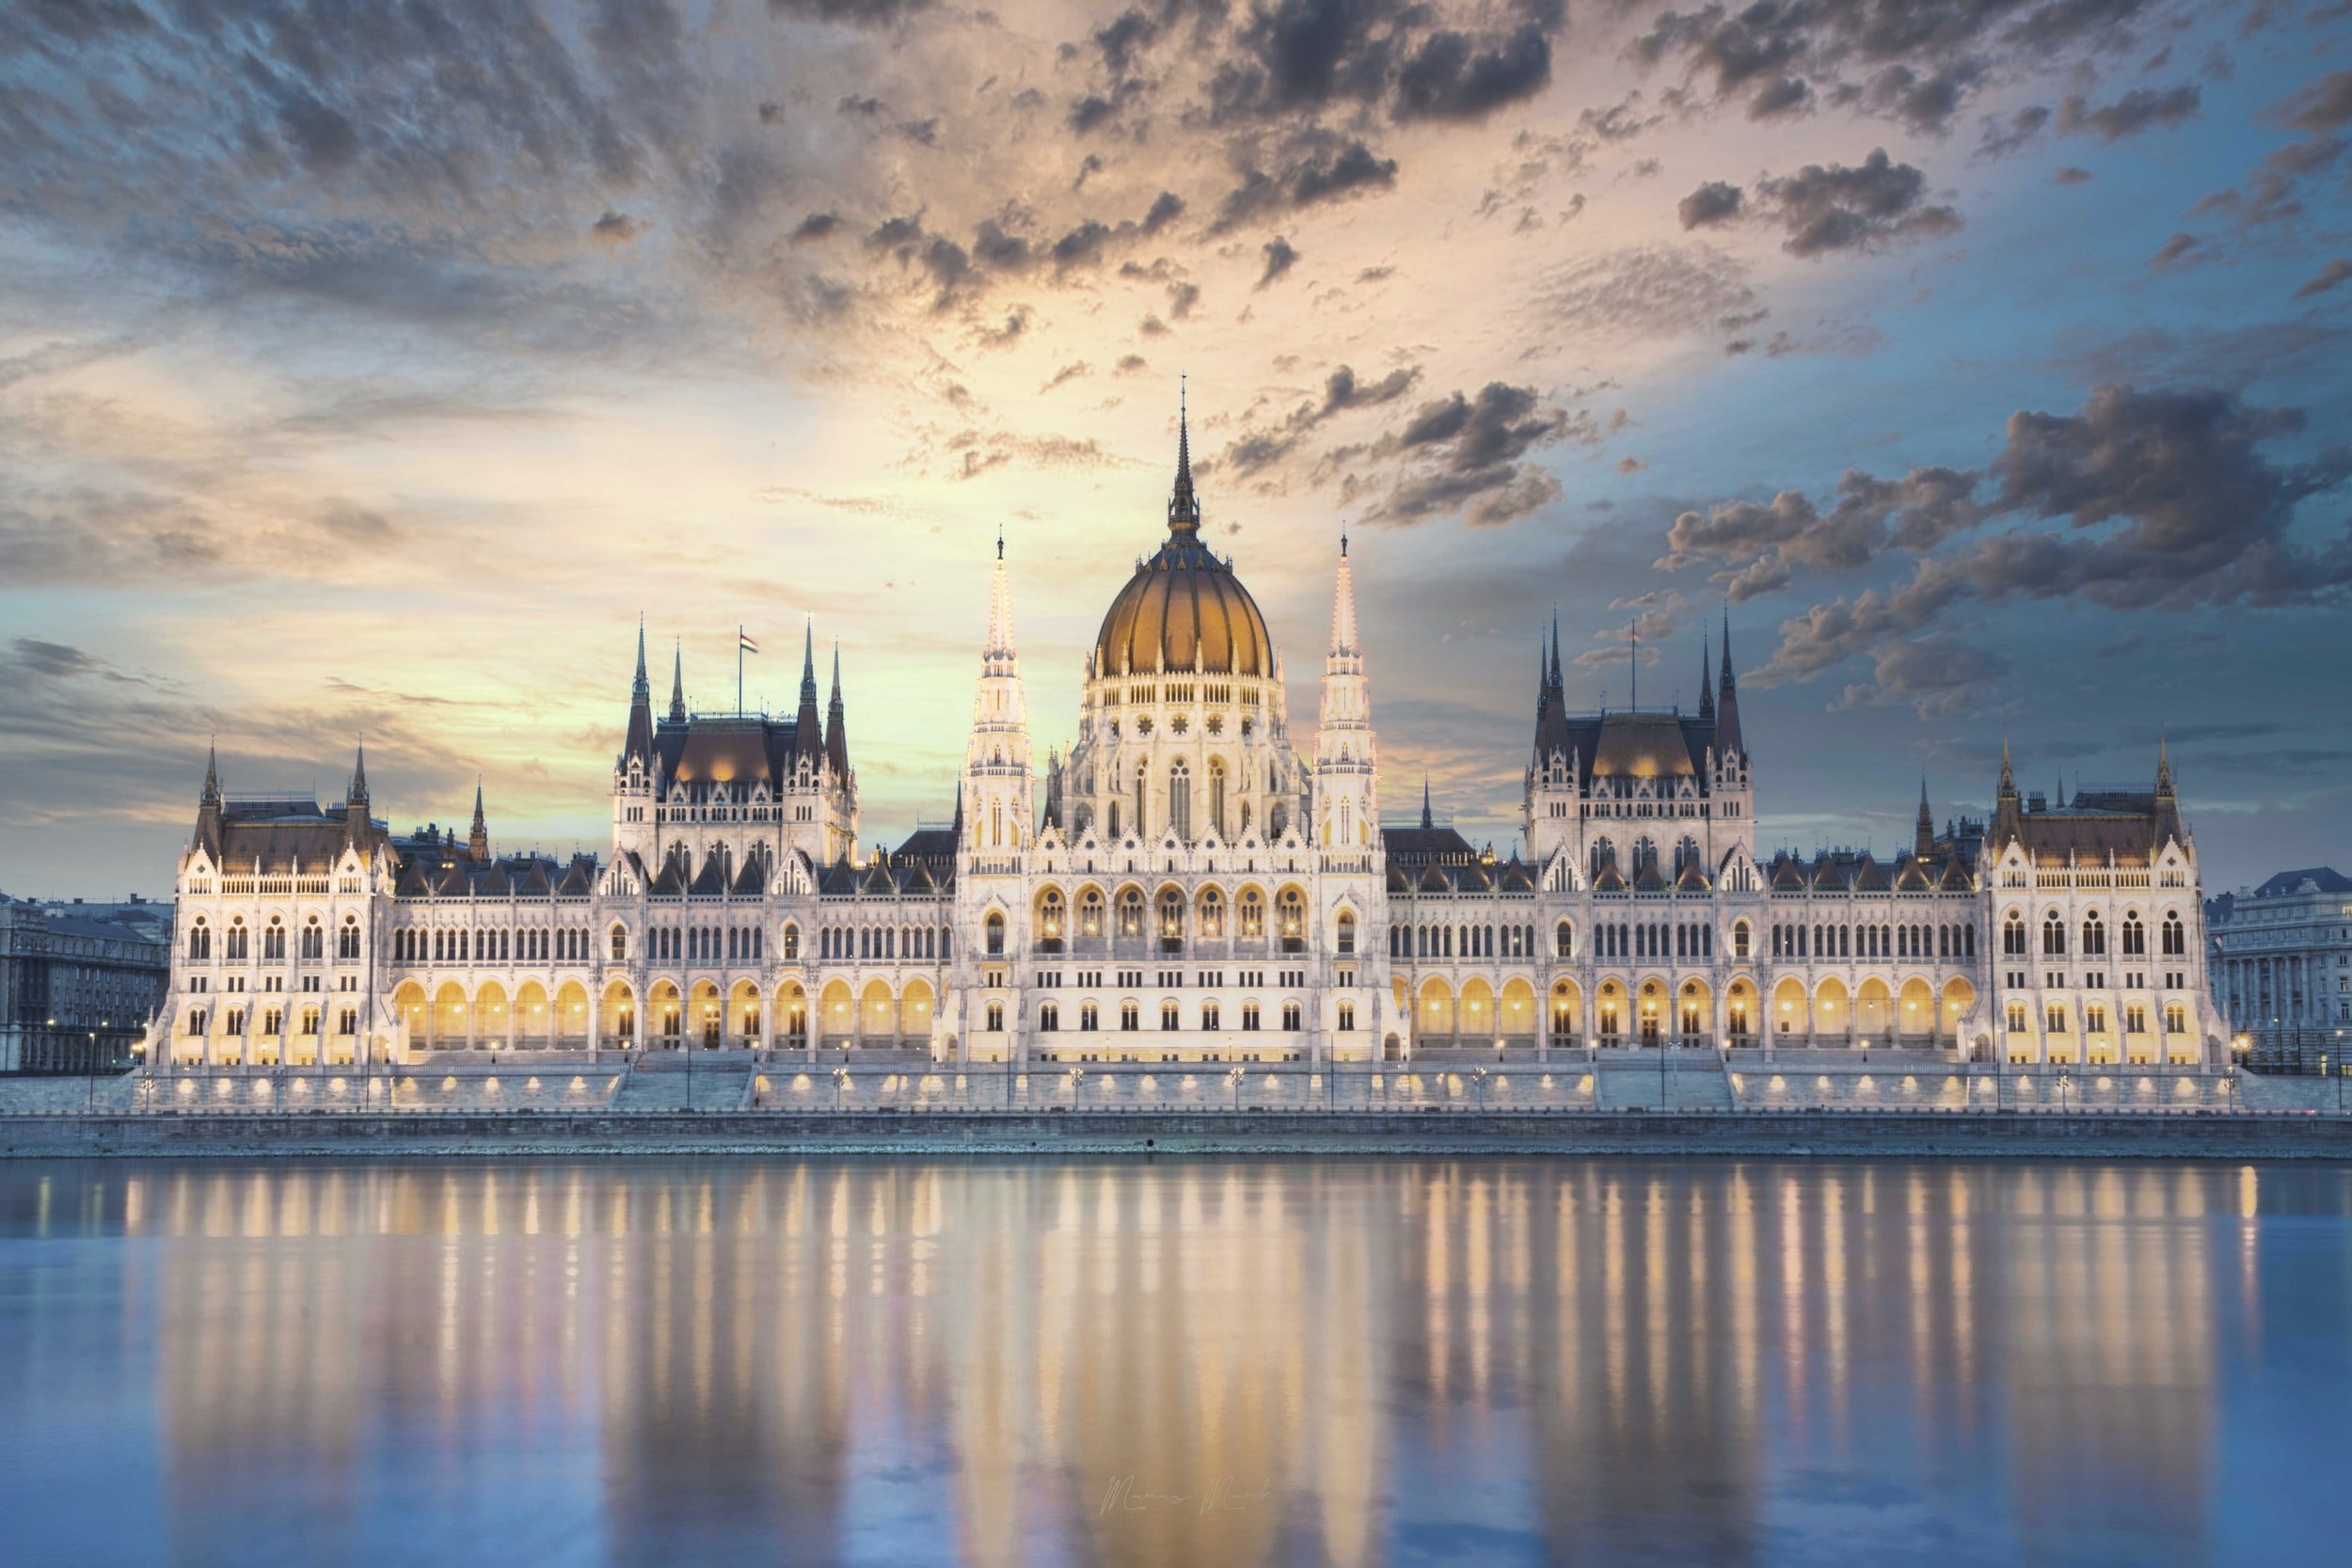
[1092,411,1274,678]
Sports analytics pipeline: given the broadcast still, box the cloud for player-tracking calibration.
[2276,70,2352,134]
[2150,231,2200,266]
[1977,104,2052,160]
[789,212,843,244]
[2294,259,2352,299]
[1257,235,1300,288]
[10,639,102,680]
[1391,24,1554,123]
[1346,381,1578,528]
[2056,83,2201,141]
[589,210,648,244]
[1677,181,1744,230]
[2052,166,2093,184]
[1668,385,2352,710]
[1220,361,1424,476]
[1213,135,1399,231]
[1205,0,1565,127]
[1749,150,1963,258]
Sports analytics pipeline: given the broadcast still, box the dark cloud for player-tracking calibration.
[1257,235,1300,287]
[765,0,936,24]
[2052,165,2093,184]
[1977,104,2052,160]
[1677,181,1744,229]
[1391,24,1554,123]
[1213,135,1398,231]
[1750,149,1963,258]
[1668,386,2352,709]
[2056,83,2201,141]
[1220,361,1424,476]
[789,212,843,244]
[2276,69,2352,133]
[10,639,101,680]
[1747,75,1812,120]
[1536,245,1763,343]
[1346,382,1578,528]
[1141,190,1185,232]
[589,210,647,244]
[2150,231,2200,266]
[2294,259,2352,299]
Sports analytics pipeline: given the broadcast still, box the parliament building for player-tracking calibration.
[151,413,2224,1071]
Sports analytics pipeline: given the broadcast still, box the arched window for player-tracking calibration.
[299,919,323,960]
[2161,911,2185,957]
[1336,911,1357,955]
[610,924,629,962]
[1134,762,1149,840]
[1201,999,1220,1029]
[2122,912,2146,957]
[339,917,360,961]
[2003,911,2026,956]
[2042,911,2066,957]
[781,923,800,961]
[1277,888,1307,953]
[1038,891,1066,952]
[1118,888,1144,938]
[226,919,249,961]
[1555,920,1575,959]
[2082,911,2106,956]
[1157,888,1185,949]
[1590,837,1615,879]
[1733,920,1751,960]
[1633,837,1657,877]
[1168,760,1191,841]
[1079,888,1104,939]
[1161,1000,1181,1030]
[1198,887,1226,939]
[985,911,1006,957]
[262,918,285,961]
[1239,888,1263,939]
[1209,760,1228,839]
[187,919,210,961]
[1039,1002,1059,1032]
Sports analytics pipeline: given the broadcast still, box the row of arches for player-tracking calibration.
[1773,922,1978,960]
[186,912,361,963]
[1025,882,1312,954]
[1389,924,1538,959]
[1395,973,1979,1048]
[2002,910,2185,958]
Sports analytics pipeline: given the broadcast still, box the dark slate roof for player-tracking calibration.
[648,712,818,796]
[2252,866,2352,897]
[1379,824,1480,864]
[1537,710,1720,789]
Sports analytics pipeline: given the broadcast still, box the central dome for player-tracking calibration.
[1092,409,1274,679]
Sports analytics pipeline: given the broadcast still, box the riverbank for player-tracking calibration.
[4,1108,2347,1160]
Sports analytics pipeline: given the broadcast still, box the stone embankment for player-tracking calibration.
[3,1108,2346,1161]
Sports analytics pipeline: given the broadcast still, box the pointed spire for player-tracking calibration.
[349,740,368,802]
[1713,610,1745,758]
[1548,611,1564,694]
[623,622,657,766]
[1629,618,1638,710]
[1327,529,1359,657]
[468,779,489,864]
[790,621,824,766]
[201,736,220,804]
[985,529,1016,657]
[1421,775,1433,831]
[1993,736,2022,847]
[1698,635,1716,723]
[667,639,686,723]
[1168,375,1200,536]
[1998,735,2017,799]
[1915,777,1935,859]
[2155,735,2174,797]
[632,616,649,700]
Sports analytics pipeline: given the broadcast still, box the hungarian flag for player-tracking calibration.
[739,630,759,655]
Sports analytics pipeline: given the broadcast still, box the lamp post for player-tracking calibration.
[1228,1067,1245,1112]
[1473,1067,1488,1112]
[833,1064,848,1111]
[2056,1071,2070,1115]
[87,1023,100,1114]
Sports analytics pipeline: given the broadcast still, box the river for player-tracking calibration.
[0,1158,2344,1566]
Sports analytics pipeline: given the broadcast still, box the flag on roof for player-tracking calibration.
[739,630,759,654]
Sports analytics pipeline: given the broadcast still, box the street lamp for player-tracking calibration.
[1228,1067,1245,1111]
[833,1065,849,1111]
[2056,1072,2070,1115]
[1473,1067,1488,1112]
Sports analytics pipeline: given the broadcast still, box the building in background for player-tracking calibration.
[0,895,172,1072]
[146,413,2225,1073]
[2209,868,2352,1073]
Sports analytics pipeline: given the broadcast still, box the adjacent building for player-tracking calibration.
[1,895,172,1072]
[2208,867,2352,1072]
[148,412,2225,1073]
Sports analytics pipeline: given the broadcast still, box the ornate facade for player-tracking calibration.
[150,413,2225,1071]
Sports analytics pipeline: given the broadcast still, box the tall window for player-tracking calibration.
[1202,1000,1220,1029]
[262,920,286,961]
[985,912,1006,957]
[2042,912,2066,956]
[1168,760,1191,840]
[1239,889,1263,939]
[1336,911,1356,955]
[611,925,628,962]
[1080,888,1104,939]
[339,918,359,960]
[1555,921,1575,958]
[227,921,249,961]
[2122,913,2146,956]
[2082,911,2106,956]
[1198,888,1225,939]
[1161,1001,1180,1030]
[188,920,210,960]
[2161,913,2185,957]
[2004,913,2026,956]
[1039,891,1066,951]
[1158,889,1184,949]
[1277,889,1306,952]
[1209,760,1228,839]
[781,923,800,960]
[1733,921,1751,960]
[1134,763,1149,840]
[1039,1003,1059,1032]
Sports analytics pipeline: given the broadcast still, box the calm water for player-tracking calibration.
[1,1160,2347,1568]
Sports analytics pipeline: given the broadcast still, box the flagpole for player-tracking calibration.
[738,625,744,715]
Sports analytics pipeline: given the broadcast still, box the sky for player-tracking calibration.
[2,0,2348,899]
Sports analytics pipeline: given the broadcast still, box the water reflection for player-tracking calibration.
[2,1159,2348,1567]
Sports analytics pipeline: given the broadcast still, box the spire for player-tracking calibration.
[1327,530,1359,657]
[1998,736,2017,800]
[2156,735,2174,798]
[343,741,372,845]
[1549,611,1564,695]
[793,621,824,765]
[1629,618,1638,711]
[985,528,1016,657]
[825,644,850,780]
[1697,635,1716,723]
[349,741,368,803]
[201,737,220,805]
[2152,735,2185,847]
[668,639,686,723]
[468,779,489,863]
[1714,610,1745,757]
[1168,376,1200,537]
[1421,775,1433,831]
[1993,736,2023,847]
[195,738,224,857]
[1915,777,1935,859]
[623,621,656,766]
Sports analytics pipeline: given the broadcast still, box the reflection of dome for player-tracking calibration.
[1092,409,1275,678]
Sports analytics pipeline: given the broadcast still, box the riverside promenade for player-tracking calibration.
[4,1052,2347,1160]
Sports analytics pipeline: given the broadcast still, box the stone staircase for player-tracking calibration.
[613,1056,755,1112]
[1595,1056,1736,1112]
